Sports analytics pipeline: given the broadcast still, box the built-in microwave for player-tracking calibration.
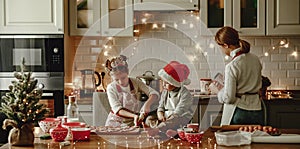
[0,35,64,72]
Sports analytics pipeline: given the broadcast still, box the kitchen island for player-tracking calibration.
[1,127,300,149]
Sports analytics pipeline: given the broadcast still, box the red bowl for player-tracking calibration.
[177,128,186,140]
[38,118,61,133]
[50,124,68,142]
[62,122,86,128]
[177,128,194,141]
[71,128,91,141]
[185,131,204,144]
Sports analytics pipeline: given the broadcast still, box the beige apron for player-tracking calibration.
[220,94,258,125]
[220,103,237,125]
[105,80,140,127]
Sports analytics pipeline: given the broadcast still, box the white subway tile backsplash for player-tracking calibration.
[255,38,271,46]
[278,47,293,54]
[271,70,287,78]
[279,78,295,86]
[271,54,287,62]
[269,85,286,90]
[152,31,169,39]
[279,62,295,70]
[287,55,299,62]
[261,70,271,77]
[75,46,91,54]
[271,38,286,45]
[263,62,279,70]
[242,37,255,46]
[89,40,97,46]
[269,78,279,86]
[251,46,263,55]
[69,13,300,89]
[199,63,209,69]
[215,63,226,70]
[91,47,102,53]
[176,39,191,46]
[296,78,300,86]
[287,86,300,90]
[168,30,184,38]
[296,62,300,70]
[114,38,131,46]
[82,55,97,62]
[288,70,300,78]
[197,70,210,78]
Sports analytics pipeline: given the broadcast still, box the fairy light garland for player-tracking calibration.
[101,11,298,64]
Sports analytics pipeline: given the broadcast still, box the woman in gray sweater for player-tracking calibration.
[213,26,263,126]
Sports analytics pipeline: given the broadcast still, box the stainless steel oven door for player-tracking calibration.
[0,72,64,117]
[0,72,64,90]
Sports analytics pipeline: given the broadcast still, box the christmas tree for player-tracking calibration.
[0,59,49,128]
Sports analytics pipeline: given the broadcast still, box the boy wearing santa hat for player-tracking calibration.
[144,61,195,137]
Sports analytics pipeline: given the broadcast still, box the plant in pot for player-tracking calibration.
[0,59,49,146]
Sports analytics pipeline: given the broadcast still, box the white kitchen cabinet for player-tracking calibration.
[69,0,133,36]
[133,0,199,11]
[101,0,133,36]
[0,0,63,34]
[200,0,265,36]
[69,0,100,36]
[267,0,300,35]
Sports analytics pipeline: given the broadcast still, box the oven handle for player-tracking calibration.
[42,92,54,97]
[0,35,63,38]
[0,72,63,78]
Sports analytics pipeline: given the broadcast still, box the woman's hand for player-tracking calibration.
[157,111,166,122]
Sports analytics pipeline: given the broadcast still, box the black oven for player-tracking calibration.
[0,35,64,117]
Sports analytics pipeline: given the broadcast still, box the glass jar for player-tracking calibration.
[67,96,79,119]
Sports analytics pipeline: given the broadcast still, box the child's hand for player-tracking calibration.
[157,112,166,122]
[133,114,140,126]
[138,112,146,123]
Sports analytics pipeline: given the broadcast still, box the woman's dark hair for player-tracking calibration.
[215,26,250,53]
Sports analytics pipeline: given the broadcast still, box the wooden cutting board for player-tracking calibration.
[210,125,261,132]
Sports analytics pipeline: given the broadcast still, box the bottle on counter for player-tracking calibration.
[67,96,79,120]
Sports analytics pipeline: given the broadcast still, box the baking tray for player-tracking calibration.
[94,126,140,135]
[252,134,300,143]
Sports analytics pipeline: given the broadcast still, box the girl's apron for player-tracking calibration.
[220,51,244,126]
[105,79,140,127]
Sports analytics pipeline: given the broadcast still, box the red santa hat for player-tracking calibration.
[158,61,191,87]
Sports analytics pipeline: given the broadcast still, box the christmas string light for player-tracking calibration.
[261,39,289,58]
